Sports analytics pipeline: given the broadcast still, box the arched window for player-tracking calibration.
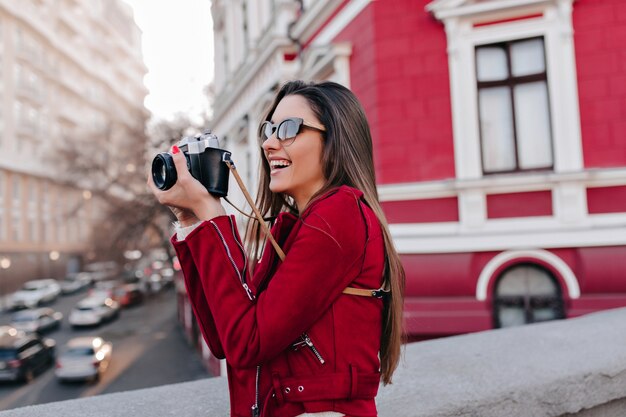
[493,264,564,328]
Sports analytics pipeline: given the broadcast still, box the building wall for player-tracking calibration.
[374,0,454,184]
[573,0,626,169]
[334,0,626,337]
[334,0,456,184]
[334,3,379,164]
[209,0,626,340]
[0,0,148,284]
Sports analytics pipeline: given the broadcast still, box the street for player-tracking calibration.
[0,286,210,411]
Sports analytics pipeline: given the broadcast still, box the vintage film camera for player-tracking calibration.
[151,131,231,197]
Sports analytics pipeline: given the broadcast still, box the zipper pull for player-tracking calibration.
[252,365,261,417]
[291,337,307,351]
[302,334,325,364]
[242,283,255,301]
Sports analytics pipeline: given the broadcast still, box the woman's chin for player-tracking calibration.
[269,181,286,194]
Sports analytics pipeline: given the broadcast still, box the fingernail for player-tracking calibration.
[171,145,180,155]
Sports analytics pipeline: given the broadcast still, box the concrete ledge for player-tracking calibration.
[1,308,626,416]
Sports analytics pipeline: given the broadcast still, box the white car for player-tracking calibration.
[55,336,112,382]
[8,279,61,310]
[11,308,63,333]
[68,297,120,328]
[60,273,92,295]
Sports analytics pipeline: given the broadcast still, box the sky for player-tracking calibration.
[121,0,214,122]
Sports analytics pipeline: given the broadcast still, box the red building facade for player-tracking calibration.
[204,0,626,342]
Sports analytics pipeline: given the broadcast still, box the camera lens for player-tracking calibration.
[151,153,177,190]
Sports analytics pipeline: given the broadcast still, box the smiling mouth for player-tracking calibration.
[269,160,292,171]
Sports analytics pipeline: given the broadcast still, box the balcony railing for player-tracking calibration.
[0,308,626,416]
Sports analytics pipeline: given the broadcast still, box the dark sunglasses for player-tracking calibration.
[259,117,326,146]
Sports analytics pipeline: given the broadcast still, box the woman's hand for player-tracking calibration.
[147,145,226,221]
[169,206,199,227]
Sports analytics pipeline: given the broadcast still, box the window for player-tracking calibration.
[42,185,51,242]
[11,176,22,242]
[19,340,43,359]
[493,264,564,328]
[477,38,553,174]
[12,176,20,201]
[242,2,249,53]
[14,64,23,88]
[14,102,23,144]
[14,27,23,50]
[222,32,230,77]
[28,183,38,242]
[56,196,65,243]
[427,0,582,180]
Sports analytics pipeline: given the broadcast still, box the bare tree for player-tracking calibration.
[49,114,206,267]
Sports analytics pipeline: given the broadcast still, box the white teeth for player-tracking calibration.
[270,160,291,168]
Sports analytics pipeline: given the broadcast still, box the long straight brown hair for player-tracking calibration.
[245,80,405,384]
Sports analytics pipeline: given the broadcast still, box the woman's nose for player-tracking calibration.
[261,134,281,152]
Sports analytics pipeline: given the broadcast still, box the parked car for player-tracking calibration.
[68,297,120,328]
[8,279,61,310]
[60,274,92,295]
[60,279,84,295]
[88,280,122,300]
[74,272,96,284]
[0,326,55,383]
[11,308,63,334]
[55,336,112,382]
[114,284,144,308]
[160,267,175,287]
[145,273,165,293]
[83,261,119,283]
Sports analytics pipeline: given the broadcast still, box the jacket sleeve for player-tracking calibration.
[185,190,367,368]
[172,233,226,359]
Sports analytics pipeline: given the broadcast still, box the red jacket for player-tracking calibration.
[172,186,385,417]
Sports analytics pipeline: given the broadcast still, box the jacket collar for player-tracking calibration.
[297,185,364,219]
[253,185,365,294]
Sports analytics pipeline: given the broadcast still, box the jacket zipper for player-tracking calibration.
[292,333,325,364]
[251,365,260,417]
[209,220,255,301]
[253,215,285,295]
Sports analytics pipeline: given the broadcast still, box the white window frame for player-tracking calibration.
[475,37,554,174]
[298,42,352,87]
[427,0,582,181]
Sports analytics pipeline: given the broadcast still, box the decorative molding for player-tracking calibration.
[211,43,292,137]
[475,249,580,301]
[290,0,344,43]
[311,0,372,46]
[212,1,300,124]
[378,167,626,202]
[299,42,352,85]
[424,0,582,234]
[427,0,555,20]
[390,220,626,255]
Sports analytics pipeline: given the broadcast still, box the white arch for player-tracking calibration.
[476,249,580,301]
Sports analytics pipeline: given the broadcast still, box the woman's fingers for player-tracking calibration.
[148,145,220,220]
[170,146,191,182]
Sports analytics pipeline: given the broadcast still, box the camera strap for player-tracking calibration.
[223,158,387,299]
[223,159,286,260]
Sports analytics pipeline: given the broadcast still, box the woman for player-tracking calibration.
[150,81,405,417]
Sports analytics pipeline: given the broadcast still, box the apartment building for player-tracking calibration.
[0,0,148,286]
[179,0,626,374]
